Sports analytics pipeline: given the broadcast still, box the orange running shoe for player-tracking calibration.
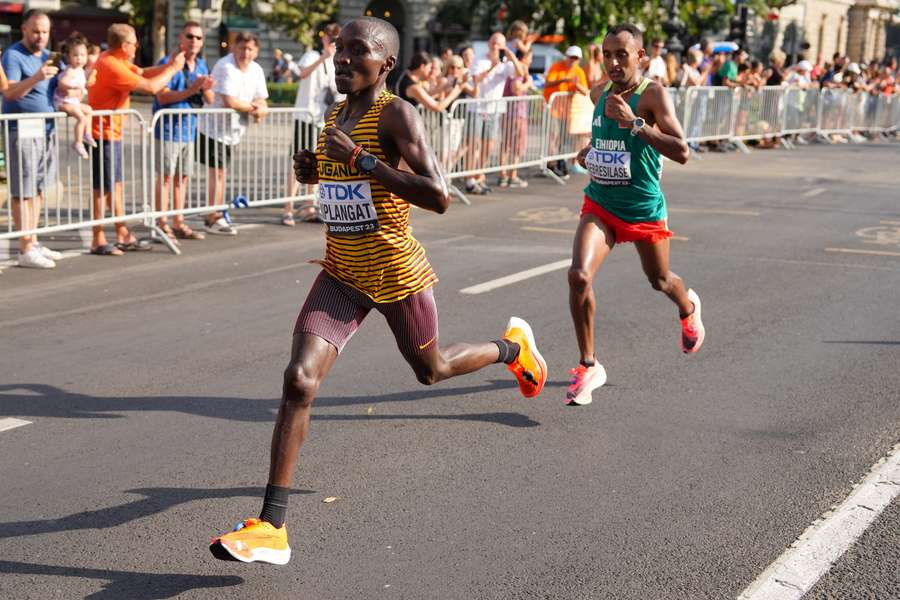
[209,518,291,565]
[681,289,705,354]
[502,317,547,398]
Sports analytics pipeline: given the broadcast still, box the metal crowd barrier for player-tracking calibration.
[148,107,318,252]
[1,109,147,241]
[2,89,898,253]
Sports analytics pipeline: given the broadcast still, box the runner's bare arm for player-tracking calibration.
[608,82,688,164]
[377,100,450,213]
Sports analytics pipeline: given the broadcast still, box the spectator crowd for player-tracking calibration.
[1,13,897,270]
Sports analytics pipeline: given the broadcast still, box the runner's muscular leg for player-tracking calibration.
[268,332,338,487]
[633,238,694,318]
[382,288,501,386]
[569,213,615,363]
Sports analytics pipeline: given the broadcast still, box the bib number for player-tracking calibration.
[585,147,631,186]
[319,181,380,235]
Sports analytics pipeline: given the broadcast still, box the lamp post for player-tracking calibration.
[662,0,686,61]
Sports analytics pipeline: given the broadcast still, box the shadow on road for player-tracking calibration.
[0,559,243,600]
[0,381,546,427]
[0,486,312,539]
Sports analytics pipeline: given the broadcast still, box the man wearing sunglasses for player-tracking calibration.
[152,21,214,242]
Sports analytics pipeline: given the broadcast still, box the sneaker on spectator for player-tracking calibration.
[18,248,56,269]
[205,217,237,236]
[498,176,510,188]
[35,243,63,261]
[509,176,528,188]
[465,181,487,195]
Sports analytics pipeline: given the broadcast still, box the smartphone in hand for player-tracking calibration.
[47,51,61,68]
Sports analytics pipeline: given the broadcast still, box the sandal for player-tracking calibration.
[173,224,206,240]
[115,237,153,252]
[298,205,322,223]
[90,243,123,256]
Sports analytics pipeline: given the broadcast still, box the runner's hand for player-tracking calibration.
[576,145,591,169]
[322,126,356,164]
[293,149,318,184]
[604,93,636,127]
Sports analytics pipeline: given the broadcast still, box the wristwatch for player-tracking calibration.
[629,117,646,137]
[356,152,377,175]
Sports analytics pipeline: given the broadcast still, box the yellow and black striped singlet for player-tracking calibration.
[315,90,438,303]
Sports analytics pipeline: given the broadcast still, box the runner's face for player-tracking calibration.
[333,24,395,94]
[602,32,643,84]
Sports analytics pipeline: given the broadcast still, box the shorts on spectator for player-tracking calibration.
[6,127,58,198]
[195,132,232,169]
[474,113,501,141]
[91,140,124,191]
[155,139,195,178]
[292,120,318,156]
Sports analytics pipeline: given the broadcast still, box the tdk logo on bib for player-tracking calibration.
[585,143,631,186]
[320,183,368,201]
[319,181,380,235]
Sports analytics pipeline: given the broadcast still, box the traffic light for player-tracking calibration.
[728,3,749,43]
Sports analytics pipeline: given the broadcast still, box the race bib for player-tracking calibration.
[585,146,631,186]
[319,181,380,235]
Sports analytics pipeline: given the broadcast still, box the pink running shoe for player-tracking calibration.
[681,289,705,353]
[566,362,607,406]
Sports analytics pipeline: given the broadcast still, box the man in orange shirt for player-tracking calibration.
[87,24,185,255]
[544,46,590,178]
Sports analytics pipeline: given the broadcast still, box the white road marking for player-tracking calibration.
[668,207,760,217]
[825,247,900,257]
[880,220,900,226]
[0,418,32,433]
[460,259,570,295]
[802,188,827,198]
[738,443,900,600]
[521,226,689,241]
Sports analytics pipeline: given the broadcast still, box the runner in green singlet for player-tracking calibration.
[566,23,706,406]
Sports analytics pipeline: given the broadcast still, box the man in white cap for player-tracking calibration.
[786,59,813,88]
[544,45,590,177]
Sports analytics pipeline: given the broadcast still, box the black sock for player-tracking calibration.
[259,484,290,528]
[580,359,595,368]
[493,339,520,364]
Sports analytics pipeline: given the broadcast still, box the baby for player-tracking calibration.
[53,34,95,159]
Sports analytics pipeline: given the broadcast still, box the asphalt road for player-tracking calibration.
[1,142,899,599]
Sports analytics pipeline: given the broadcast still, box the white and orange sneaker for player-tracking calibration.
[680,289,705,354]
[565,362,607,406]
[210,518,291,565]
[502,317,547,398]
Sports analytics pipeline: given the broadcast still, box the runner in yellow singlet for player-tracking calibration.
[208,17,547,565]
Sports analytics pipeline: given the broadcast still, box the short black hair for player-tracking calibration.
[606,23,643,48]
[347,17,400,58]
[408,51,431,71]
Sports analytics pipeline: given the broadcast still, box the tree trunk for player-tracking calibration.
[152,0,168,62]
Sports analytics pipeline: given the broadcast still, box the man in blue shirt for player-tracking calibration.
[152,20,213,241]
[1,9,62,269]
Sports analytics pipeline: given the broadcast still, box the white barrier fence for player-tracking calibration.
[2,88,898,252]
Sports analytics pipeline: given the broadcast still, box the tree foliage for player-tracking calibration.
[476,0,768,48]
[235,0,338,46]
